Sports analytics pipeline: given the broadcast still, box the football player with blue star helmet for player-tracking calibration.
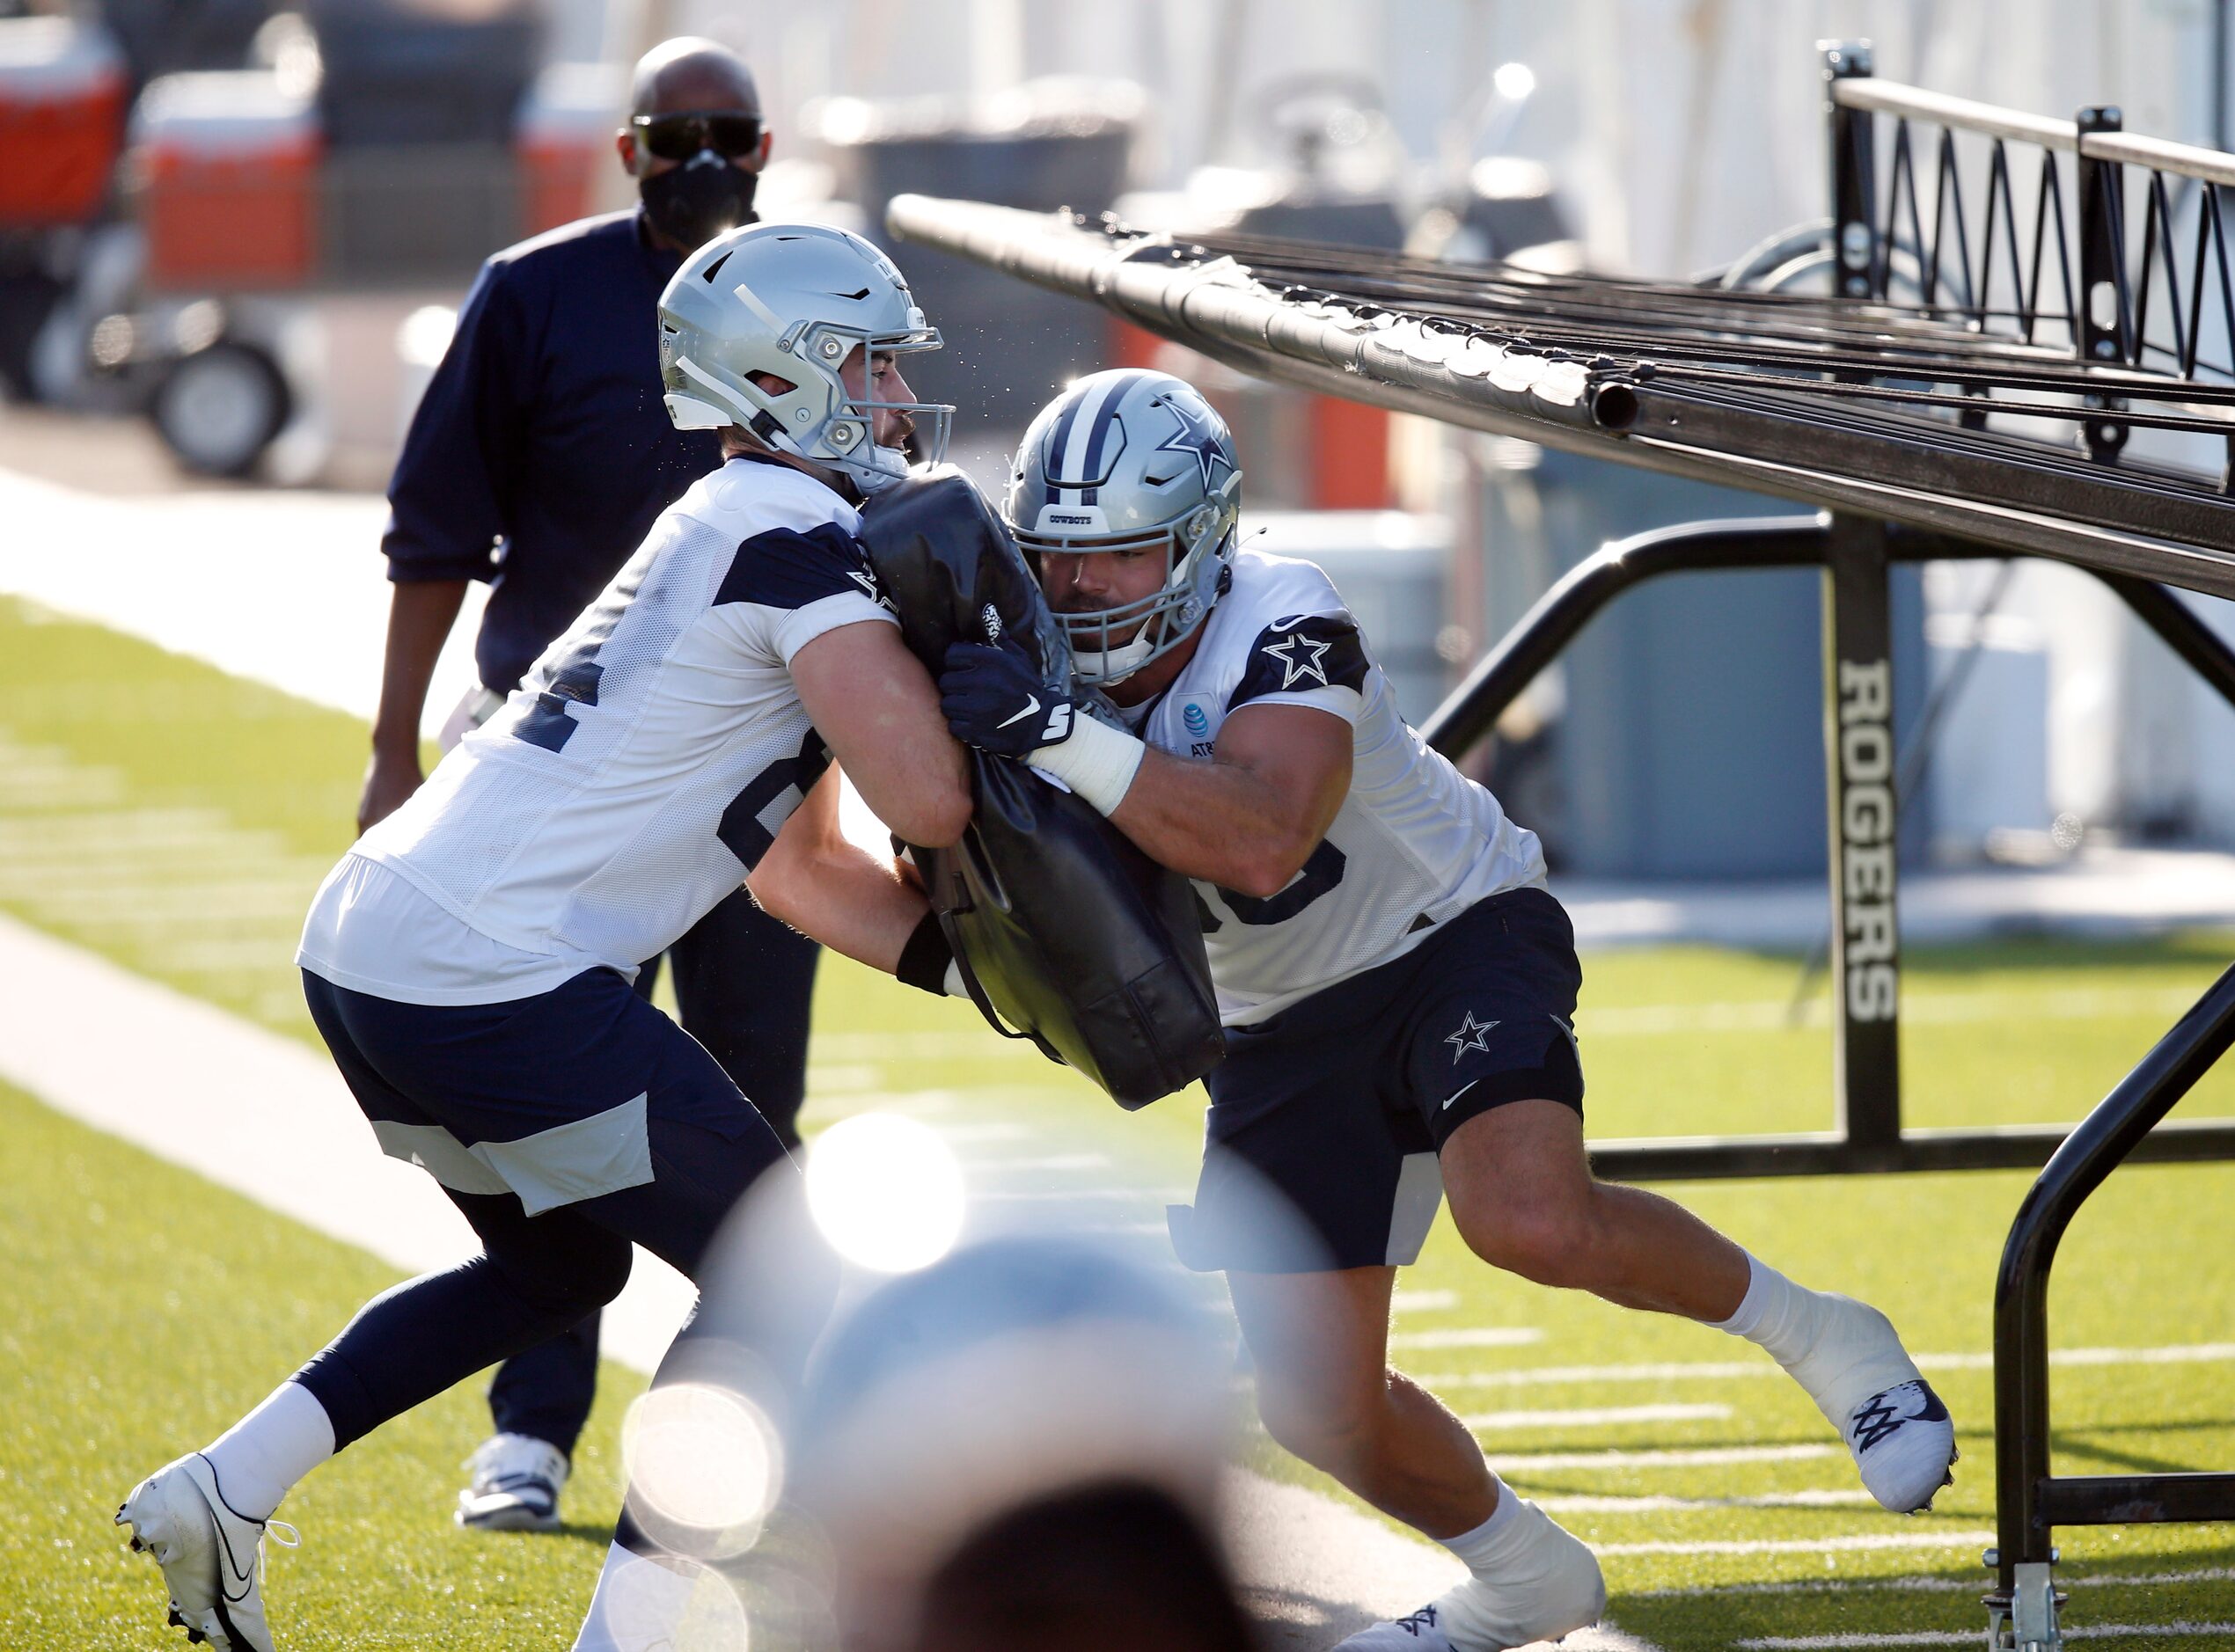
[936,365,1957,1652]
[1002,368,1241,684]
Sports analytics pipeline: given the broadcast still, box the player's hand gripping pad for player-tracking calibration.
[860,468,1224,1108]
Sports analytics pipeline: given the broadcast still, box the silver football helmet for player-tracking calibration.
[1004,369,1242,684]
[657,222,954,495]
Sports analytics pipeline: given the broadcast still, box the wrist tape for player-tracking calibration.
[1027,714,1146,817]
[896,910,956,996]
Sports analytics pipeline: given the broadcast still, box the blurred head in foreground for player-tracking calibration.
[794,1232,1257,1652]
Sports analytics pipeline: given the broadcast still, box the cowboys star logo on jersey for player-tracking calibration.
[1131,547,1548,1028]
[1261,632,1334,689]
[848,567,898,614]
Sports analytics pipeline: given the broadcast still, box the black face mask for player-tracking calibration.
[640,151,758,251]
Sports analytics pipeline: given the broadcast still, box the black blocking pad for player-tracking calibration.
[860,468,1224,1108]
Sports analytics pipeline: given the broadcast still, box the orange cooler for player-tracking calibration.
[0,18,128,227]
[517,62,621,237]
[132,72,320,292]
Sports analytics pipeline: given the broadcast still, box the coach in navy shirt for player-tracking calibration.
[357,35,822,1538]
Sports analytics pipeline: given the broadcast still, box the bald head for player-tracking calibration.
[631,37,760,120]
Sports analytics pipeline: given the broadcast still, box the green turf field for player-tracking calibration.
[3,593,2232,1649]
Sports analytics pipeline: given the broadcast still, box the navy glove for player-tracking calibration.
[939,641,1076,757]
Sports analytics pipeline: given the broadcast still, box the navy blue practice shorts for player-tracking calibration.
[1170,887,1585,1275]
[302,965,787,1278]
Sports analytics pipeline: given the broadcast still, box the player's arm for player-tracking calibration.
[790,618,972,849]
[1106,706,1349,895]
[938,640,1349,896]
[747,765,934,969]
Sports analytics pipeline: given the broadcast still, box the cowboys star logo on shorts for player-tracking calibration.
[1260,632,1333,689]
[1445,1010,1499,1064]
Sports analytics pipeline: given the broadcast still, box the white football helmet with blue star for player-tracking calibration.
[1004,369,1242,684]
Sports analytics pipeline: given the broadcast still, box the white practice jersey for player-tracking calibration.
[301,456,895,1002]
[1126,549,1545,1025]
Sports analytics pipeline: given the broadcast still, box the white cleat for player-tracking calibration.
[1334,1604,1457,1650]
[455,1432,568,1533]
[116,1453,295,1651]
[1840,1377,1957,1515]
[1784,1294,1958,1513]
[1338,1500,1605,1650]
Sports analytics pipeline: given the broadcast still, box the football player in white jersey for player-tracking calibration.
[116,223,972,1652]
[929,369,1960,1651]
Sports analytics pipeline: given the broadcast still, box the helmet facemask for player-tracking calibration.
[1020,481,1240,685]
[671,322,951,495]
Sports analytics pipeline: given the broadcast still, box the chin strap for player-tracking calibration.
[840,444,911,495]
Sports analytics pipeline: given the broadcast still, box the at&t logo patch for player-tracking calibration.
[1182,702,1211,737]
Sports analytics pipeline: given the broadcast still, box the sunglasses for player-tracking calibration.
[631,111,764,162]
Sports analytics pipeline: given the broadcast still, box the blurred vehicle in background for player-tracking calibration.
[0,0,619,478]
[0,14,128,403]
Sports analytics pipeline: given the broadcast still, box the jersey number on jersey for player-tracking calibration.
[514,654,603,752]
[1198,839,1348,931]
[512,564,646,754]
[717,727,833,870]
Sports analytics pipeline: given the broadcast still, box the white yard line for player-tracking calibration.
[1422,1344,2235,1389]
[1598,1529,1996,1559]
[1499,1444,1843,1472]
[961,1153,1114,1173]
[1538,1489,1876,1514]
[1463,1402,1733,1430]
[1389,1327,1547,1349]
[1634,1567,2235,1600]
[1737,1626,2235,1649]
[1582,985,2209,1037]
[1391,1288,1462,1313]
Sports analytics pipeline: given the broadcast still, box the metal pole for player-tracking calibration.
[1420,516,1832,760]
[1824,40,1879,300]
[2077,104,2130,462]
[1823,515,1902,1162]
[2098,572,2235,712]
[1992,961,2235,1599]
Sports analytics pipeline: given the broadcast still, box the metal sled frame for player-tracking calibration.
[887,40,2235,1647]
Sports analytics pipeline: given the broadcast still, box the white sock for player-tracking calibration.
[202,1381,334,1521]
[1436,1479,1523,1574]
[1712,1252,1921,1437]
[1708,1252,1828,1368]
[571,1543,702,1652]
[1430,1488,1605,1652]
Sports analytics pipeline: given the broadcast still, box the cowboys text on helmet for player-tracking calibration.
[1005,369,1242,684]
